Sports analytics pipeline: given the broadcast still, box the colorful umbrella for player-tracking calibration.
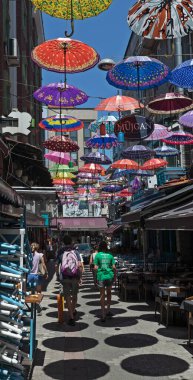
[44,151,73,164]
[116,189,132,197]
[80,151,112,165]
[162,132,193,145]
[111,159,139,170]
[122,145,155,159]
[77,179,98,185]
[39,115,84,132]
[170,59,193,89]
[140,158,168,170]
[57,186,74,194]
[127,0,193,39]
[33,83,88,107]
[145,124,173,141]
[78,187,97,195]
[77,172,101,180]
[146,93,193,114]
[79,163,105,174]
[102,185,123,193]
[131,169,154,177]
[89,115,117,133]
[154,146,180,156]
[86,134,119,149]
[52,171,76,179]
[32,38,99,73]
[43,136,79,152]
[95,94,143,112]
[109,169,133,180]
[49,164,77,174]
[179,110,193,128]
[107,56,170,91]
[53,178,75,185]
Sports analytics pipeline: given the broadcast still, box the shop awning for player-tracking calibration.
[145,200,193,230]
[0,178,23,207]
[106,224,122,235]
[51,217,108,231]
[121,208,142,224]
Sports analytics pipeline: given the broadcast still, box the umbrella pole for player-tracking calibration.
[136,63,141,111]
[65,0,74,37]
[63,43,67,88]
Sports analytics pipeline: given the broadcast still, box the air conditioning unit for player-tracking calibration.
[7,38,20,67]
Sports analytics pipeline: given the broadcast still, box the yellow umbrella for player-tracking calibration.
[51,171,76,179]
[32,0,112,36]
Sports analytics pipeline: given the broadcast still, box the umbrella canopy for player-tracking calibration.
[52,172,76,179]
[33,83,88,107]
[179,110,193,128]
[116,189,132,197]
[109,169,133,180]
[145,124,173,141]
[170,59,193,89]
[95,94,143,111]
[102,185,123,193]
[39,115,84,132]
[57,186,74,194]
[78,187,97,195]
[86,134,119,149]
[53,178,75,185]
[140,158,168,170]
[162,131,193,145]
[49,164,77,174]
[122,145,155,159]
[44,151,73,164]
[80,151,112,165]
[89,115,117,133]
[43,136,79,152]
[111,159,139,170]
[154,146,180,156]
[146,93,193,114]
[32,38,99,73]
[79,163,105,174]
[77,172,101,180]
[131,169,154,176]
[77,178,98,185]
[107,56,170,91]
[127,0,193,39]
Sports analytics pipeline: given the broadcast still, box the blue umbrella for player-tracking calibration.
[122,145,155,159]
[102,185,122,193]
[89,115,117,133]
[86,134,119,149]
[80,151,112,165]
[110,169,134,180]
[106,56,170,91]
[170,59,193,89]
[154,146,180,157]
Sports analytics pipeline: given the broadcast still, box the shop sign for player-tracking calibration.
[114,114,154,140]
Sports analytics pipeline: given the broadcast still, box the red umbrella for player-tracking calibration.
[32,38,99,73]
[140,158,168,170]
[146,93,193,114]
[79,163,104,173]
[53,178,75,185]
[116,189,133,197]
[111,159,138,170]
[95,94,143,112]
[42,136,79,152]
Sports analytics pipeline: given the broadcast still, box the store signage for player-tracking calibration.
[114,115,154,140]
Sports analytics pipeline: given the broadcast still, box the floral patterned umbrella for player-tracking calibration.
[78,187,97,195]
[145,124,173,141]
[53,178,75,185]
[170,59,193,89]
[52,171,76,179]
[122,145,155,159]
[44,151,74,165]
[127,0,193,39]
[111,159,139,170]
[77,172,101,180]
[80,151,112,165]
[95,94,143,111]
[33,83,88,107]
[154,146,180,156]
[86,134,119,149]
[77,179,98,185]
[162,131,193,145]
[49,164,77,176]
[102,185,123,193]
[140,158,168,170]
[79,163,105,174]
[89,115,117,133]
[146,93,193,114]
[43,136,79,152]
[39,115,84,132]
[179,110,193,128]
[32,38,99,73]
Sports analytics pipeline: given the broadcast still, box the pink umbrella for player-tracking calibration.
[44,151,74,165]
[145,124,173,141]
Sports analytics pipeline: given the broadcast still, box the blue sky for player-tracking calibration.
[42,0,133,109]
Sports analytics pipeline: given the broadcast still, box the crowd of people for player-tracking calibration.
[27,235,116,324]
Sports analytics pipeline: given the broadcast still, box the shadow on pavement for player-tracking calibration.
[89,307,127,316]
[105,333,157,348]
[156,327,187,339]
[46,311,85,319]
[82,294,102,299]
[138,313,159,322]
[43,359,109,379]
[128,304,154,312]
[121,354,189,376]
[42,321,89,332]
[94,316,138,328]
[42,261,56,292]
[86,300,119,307]
[42,337,98,352]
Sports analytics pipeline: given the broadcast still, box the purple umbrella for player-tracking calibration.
[122,145,155,159]
[162,131,193,145]
[102,185,122,193]
[86,134,119,149]
[80,151,112,164]
[154,146,180,156]
[145,124,173,141]
[33,82,88,107]
[179,110,193,128]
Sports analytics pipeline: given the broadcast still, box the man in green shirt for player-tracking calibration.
[94,241,116,322]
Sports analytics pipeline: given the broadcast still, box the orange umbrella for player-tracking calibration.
[79,163,104,173]
[116,189,132,197]
[53,178,75,185]
[95,94,143,112]
[111,159,138,170]
[140,158,168,171]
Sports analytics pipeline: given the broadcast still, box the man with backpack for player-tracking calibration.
[55,235,82,326]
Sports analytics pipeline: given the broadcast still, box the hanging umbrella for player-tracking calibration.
[43,136,79,152]
[95,94,143,112]
[33,83,88,107]
[86,134,119,149]
[39,115,84,132]
[32,38,99,73]
[77,172,101,180]
[154,146,180,156]
[107,56,170,91]
[53,178,75,185]
[179,110,193,128]
[80,151,112,165]
[109,169,134,180]
[132,177,141,191]
[102,185,123,193]
[49,164,77,175]
[111,159,139,170]
[122,145,155,159]
[78,187,97,195]
[89,115,117,133]
[131,169,154,177]
[127,0,193,39]
[52,172,76,179]
[145,124,173,141]
[31,0,112,37]
[140,158,168,170]
[44,151,73,164]
[146,93,193,114]
[77,178,98,185]
[162,131,193,145]
[170,59,193,89]
[79,163,105,174]
[57,186,74,194]
[116,189,132,197]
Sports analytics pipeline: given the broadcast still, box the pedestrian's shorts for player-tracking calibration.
[98,279,113,288]
[27,274,42,287]
[61,277,79,297]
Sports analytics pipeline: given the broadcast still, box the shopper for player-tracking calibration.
[89,246,98,287]
[55,235,83,326]
[94,241,116,322]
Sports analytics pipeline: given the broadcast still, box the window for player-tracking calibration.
[84,122,91,139]
[71,152,78,163]
[70,131,78,141]
[84,148,91,156]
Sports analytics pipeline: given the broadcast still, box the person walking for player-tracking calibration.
[55,235,83,326]
[89,246,98,287]
[94,241,116,322]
